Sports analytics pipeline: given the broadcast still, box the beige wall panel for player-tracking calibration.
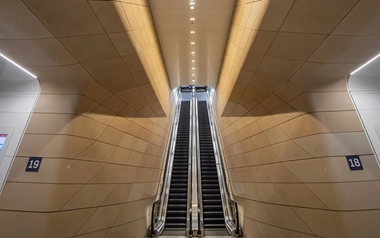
[241,199,276,225]
[333,0,380,35]
[114,198,151,226]
[272,140,313,162]
[0,183,82,211]
[89,164,125,184]
[267,32,326,61]
[263,125,290,144]
[23,0,104,37]
[0,209,96,238]
[78,204,124,235]
[90,1,132,33]
[59,34,119,63]
[17,134,93,158]
[294,208,380,238]
[106,216,148,238]
[83,58,129,81]
[76,142,116,162]
[75,229,110,238]
[274,184,328,209]
[265,163,300,183]
[253,0,293,31]
[280,0,357,34]
[251,166,272,182]
[306,181,380,210]
[7,157,103,184]
[256,183,287,205]
[257,56,303,80]
[102,184,133,205]
[280,229,317,238]
[256,222,286,238]
[0,38,77,66]
[108,147,132,165]
[34,94,98,115]
[280,111,363,139]
[284,155,380,183]
[240,216,263,238]
[309,35,380,64]
[27,114,107,140]
[62,184,115,210]
[98,127,125,146]
[0,0,52,39]
[293,132,372,157]
[266,204,313,234]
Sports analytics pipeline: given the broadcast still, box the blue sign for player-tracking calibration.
[346,155,363,171]
[25,157,42,172]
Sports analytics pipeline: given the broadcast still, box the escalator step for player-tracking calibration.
[204,211,224,218]
[165,223,186,228]
[203,200,222,205]
[203,205,223,211]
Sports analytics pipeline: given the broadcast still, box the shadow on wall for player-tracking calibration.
[0,1,172,238]
[216,0,380,237]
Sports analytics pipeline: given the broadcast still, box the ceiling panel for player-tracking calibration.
[150,0,235,88]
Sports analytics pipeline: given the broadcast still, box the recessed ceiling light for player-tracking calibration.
[190,31,195,34]
[190,6,194,9]
[190,18,195,21]
[192,67,195,70]
[190,2,195,5]
[192,74,195,76]
[192,79,195,81]
[191,60,195,62]
[191,42,195,45]
[191,52,195,55]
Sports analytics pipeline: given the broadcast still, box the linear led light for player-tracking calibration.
[351,53,380,75]
[0,52,37,78]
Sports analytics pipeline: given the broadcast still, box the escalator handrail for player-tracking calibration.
[186,94,194,236]
[149,98,182,236]
[194,97,205,236]
[205,95,242,237]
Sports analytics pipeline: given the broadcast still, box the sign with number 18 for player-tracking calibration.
[346,155,363,171]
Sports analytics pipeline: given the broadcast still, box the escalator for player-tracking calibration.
[149,87,241,237]
[165,101,190,229]
[198,101,226,229]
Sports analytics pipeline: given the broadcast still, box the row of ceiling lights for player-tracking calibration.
[190,0,195,82]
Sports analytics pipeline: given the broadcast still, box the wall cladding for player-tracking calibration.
[0,0,172,237]
[217,0,380,237]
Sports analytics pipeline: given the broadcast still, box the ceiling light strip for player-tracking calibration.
[0,52,37,78]
[351,53,380,75]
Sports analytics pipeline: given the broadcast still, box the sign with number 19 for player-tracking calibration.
[25,157,42,172]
